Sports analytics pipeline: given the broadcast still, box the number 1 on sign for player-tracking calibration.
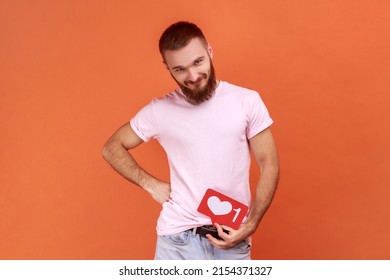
[232,208,241,223]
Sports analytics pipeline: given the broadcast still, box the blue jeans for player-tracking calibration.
[154,229,251,260]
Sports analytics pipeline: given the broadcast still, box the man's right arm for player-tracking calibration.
[102,123,171,204]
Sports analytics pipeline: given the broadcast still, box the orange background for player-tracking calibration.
[1,0,389,259]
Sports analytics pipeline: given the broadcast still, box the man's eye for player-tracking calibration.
[194,59,203,65]
[175,68,184,72]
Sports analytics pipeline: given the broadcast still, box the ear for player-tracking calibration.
[207,44,213,59]
[163,61,169,70]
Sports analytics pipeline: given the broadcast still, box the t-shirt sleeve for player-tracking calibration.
[130,101,159,142]
[246,92,274,139]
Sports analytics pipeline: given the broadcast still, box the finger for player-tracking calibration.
[219,224,234,232]
[206,234,222,244]
[206,234,227,249]
[214,223,230,239]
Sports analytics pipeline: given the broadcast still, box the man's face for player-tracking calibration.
[163,37,217,105]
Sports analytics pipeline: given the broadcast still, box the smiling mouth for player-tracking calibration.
[186,76,206,88]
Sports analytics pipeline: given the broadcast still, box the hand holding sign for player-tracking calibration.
[197,189,249,230]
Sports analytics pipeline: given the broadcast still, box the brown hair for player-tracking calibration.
[159,21,208,59]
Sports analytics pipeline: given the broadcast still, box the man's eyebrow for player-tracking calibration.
[172,56,205,70]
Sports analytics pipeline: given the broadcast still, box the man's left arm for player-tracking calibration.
[207,128,280,249]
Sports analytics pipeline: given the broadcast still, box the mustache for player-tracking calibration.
[184,75,206,86]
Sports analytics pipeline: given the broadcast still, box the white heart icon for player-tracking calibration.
[207,196,233,215]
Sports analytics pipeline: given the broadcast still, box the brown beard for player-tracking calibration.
[173,61,217,105]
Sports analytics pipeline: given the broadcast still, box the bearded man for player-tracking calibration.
[102,21,279,260]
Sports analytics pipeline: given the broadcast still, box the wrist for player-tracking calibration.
[242,219,258,235]
[140,175,157,192]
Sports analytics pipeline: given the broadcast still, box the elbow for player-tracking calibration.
[272,159,281,187]
[102,141,113,162]
[260,154,279,173]
[268,163,280,180]
[101,145,109,162]
[102,138,127,163]
[272,158,280,181]
[260,158,280,184]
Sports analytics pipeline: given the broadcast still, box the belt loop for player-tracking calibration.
[192,227,197,235]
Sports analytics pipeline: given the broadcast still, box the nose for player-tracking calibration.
[187,68,199,82]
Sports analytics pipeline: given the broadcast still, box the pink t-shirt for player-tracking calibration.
[130,81,273,235]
